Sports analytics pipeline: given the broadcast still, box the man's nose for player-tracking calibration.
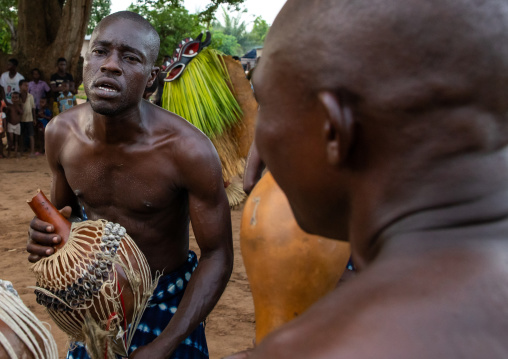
[100,53,122,75]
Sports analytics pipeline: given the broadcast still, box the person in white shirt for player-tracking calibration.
[0,59,25,105]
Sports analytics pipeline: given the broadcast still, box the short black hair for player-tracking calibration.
[8,58,18,67]
[57,57,67,64]
[19,79,28,86]
[11,91,20,96]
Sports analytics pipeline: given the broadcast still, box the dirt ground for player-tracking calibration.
[0,154,255,358]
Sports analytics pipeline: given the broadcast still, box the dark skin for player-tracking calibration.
[50,60,77,95]
[0,61,18,101]
[242,141,265,195]
[37,98,51,151]
[6,93,22,157]
[27,14,233,359]
[227,0,508,358]
[31,70,50,99]
[19,81,37,155]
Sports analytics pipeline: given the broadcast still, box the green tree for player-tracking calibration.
[87,0,112,35]
[130,0,245,26]
[128,1,204,64]
[0,0,17,53]
[211,8,251,52]
[249,16,269,45]
[0,0,245,81]
[209,30,242,56]
[198,0,245,26]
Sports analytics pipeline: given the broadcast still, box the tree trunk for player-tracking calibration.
[15,0,92,85]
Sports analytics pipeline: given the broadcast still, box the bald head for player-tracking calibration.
[93,11,160,65]
[267,0,508,115]
[255,0,508,241]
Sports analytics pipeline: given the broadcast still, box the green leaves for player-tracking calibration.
[208,31,243,56]
[87,0,112,35]
[128,2,205,64]
[0,0,17,53]
[250,16,269,44]
[162,48,243,138]
[209,8,270,56]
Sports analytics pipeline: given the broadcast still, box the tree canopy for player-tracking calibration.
[0,0,17,53]
[209,8,270,56]
[87,0,112,35]
[0,0,269,84]
[128,1,205,64]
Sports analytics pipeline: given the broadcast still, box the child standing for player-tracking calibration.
[19,79,37,157]
[28,68,50,112]
[56,80,77,113]
[6,92,23,158]
[36,97,52,153]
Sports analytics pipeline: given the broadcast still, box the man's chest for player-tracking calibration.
[61,149,182,212]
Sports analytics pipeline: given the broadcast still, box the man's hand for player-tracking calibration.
[27,206,71,263]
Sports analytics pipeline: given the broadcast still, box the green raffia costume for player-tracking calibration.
[161,32,246,206]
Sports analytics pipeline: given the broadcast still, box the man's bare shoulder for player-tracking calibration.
[45,103,91,139]
[143,101,219,163]
[254,264,508,359]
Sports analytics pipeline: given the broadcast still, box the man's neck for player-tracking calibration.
[57,70,66,77]
[349,149,508,269]
[89,102,146,144]
[8,70,16,78]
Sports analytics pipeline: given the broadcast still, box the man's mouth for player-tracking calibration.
[97,84,118,93]
[93,78,121,95]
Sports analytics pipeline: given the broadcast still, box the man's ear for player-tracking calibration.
[146,66,160,88]
[319,91,355,166]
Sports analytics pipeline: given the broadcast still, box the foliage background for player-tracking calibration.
[0,0,269,82]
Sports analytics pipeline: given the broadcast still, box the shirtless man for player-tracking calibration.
[27,11,233,359]
[228,0,508,358]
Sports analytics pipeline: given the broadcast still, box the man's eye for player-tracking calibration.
[126,56,139,62]
[92,49,105,55]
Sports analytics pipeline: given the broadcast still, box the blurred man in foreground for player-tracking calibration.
[228,0,508,357]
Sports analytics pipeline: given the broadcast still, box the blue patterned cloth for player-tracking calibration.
[67,251,209,359]
[346,257,355,271]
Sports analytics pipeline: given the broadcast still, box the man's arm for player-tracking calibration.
[27,117,80,262]
[130,136,234,359]
[243,141,266,195]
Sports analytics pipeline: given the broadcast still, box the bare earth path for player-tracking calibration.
[0,155,255,358]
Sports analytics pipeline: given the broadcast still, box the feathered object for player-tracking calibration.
[161,32,247,206]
